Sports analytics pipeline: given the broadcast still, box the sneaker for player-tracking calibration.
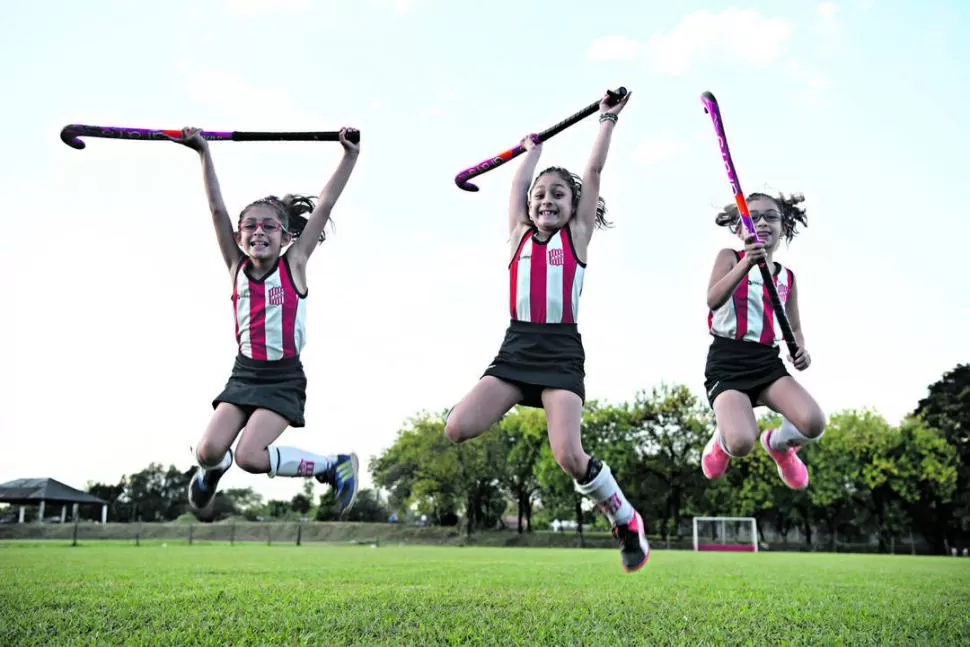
[187,449,233,511]
[316,453,359,517]
[760,428,809,490]
[613,510,650,573]
[701,433,731,479]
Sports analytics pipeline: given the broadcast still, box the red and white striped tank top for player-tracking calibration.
[509,226,586,324]
[708,250,794,346]
[232,254,307,360]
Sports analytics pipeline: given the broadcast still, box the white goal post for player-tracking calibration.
[692,516,759,552]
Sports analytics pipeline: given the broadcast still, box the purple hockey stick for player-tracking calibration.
[60,124,359,150]
[454,87,628,192]
[700,91,799,358]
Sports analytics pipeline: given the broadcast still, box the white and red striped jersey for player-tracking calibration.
[232,255,307,360]
[708,251,795,346]
[509,226,586,324]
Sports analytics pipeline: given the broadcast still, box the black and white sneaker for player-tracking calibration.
[187,449,233,511]
[613,510,650,573]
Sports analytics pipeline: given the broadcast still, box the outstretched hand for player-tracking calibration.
[600,90,632,116]
[520,133,541,152]
[164,127,208,154]
[339,127,360,154]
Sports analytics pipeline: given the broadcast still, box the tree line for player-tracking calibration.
[56,364,970,554]
[368,364,968,554]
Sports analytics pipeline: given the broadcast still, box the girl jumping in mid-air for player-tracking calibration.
[444,91,649,573]
[169,126,361,516]
[701,192,826,490]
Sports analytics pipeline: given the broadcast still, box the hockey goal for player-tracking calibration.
[692,516,759,552]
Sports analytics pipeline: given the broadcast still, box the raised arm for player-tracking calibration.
[573,91,632,244]
[168,127,242,274]
[508,134,543,239]
[288,127,360,264]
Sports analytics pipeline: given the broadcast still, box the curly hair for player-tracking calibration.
[529,166,613,230]
[239,193,328,244]
[715,191,807,243]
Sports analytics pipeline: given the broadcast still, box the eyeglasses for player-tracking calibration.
[749,210,781,223]
[239,219,284,233]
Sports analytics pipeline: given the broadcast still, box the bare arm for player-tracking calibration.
[167,128,242,274]
[289,128,360,264]
[573,91,632,245]
[508,135,543,239]
[706,248,752,310]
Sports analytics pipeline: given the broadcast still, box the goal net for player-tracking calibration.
[692,516,759,552]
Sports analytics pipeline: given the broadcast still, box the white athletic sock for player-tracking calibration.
[574,461,634,526]
[769,418,820,451]
[197,449,232,472]
[267,445,337,478]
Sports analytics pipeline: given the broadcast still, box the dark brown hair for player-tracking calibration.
[715,191,807,243]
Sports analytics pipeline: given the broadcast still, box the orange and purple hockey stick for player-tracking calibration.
[454,86,628,192]
[700,90,799,358]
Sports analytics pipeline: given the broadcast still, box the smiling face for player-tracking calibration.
[529,170,575,233]
[237,204,290,262]
[743,195,784,251]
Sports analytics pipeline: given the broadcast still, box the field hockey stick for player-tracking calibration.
[454,86,628,192]
[60,124,360,150]
[700,91,800,359]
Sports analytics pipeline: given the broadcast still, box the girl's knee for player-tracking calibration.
[196,437,229,466]
[443,410,466,444]
[233,445,267,474]
[443,406,486,444]
[725,435,755,457]
[803,406,826,439]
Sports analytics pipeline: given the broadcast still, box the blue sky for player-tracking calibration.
[1,0,967,504]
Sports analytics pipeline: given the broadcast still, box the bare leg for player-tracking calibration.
[543,388,649,573]
[187,403,248,510]
[755,377,822,490]
[235,408,359,514]
[711,390,760,457]
[758,376,826,447]
[196,403,248,466]
[443,376,523,443]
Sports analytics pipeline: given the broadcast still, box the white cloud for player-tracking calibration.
[814,1,846,56]
[588,9,793,76]
[786,60,829,90]
[633,132,689,165]
[818,1,839,19]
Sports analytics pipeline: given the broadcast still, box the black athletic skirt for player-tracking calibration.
[704,335,790,407]
[482,320,586,409]
[212,354,308,427]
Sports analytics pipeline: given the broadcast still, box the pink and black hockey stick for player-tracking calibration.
[454,86,628,192]
[700,91,800,359]
[60,124,360,150]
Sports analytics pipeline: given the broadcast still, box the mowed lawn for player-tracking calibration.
[1,541,967,646]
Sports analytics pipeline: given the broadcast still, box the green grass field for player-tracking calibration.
[1,541,967,646]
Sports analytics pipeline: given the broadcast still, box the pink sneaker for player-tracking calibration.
[613,511,650,573]
[702,433,731,479]
[760,428,809,489]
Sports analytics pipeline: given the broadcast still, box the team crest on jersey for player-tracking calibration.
[548,248,564,266]
[776,282,790,302]
[268,285,285,306]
